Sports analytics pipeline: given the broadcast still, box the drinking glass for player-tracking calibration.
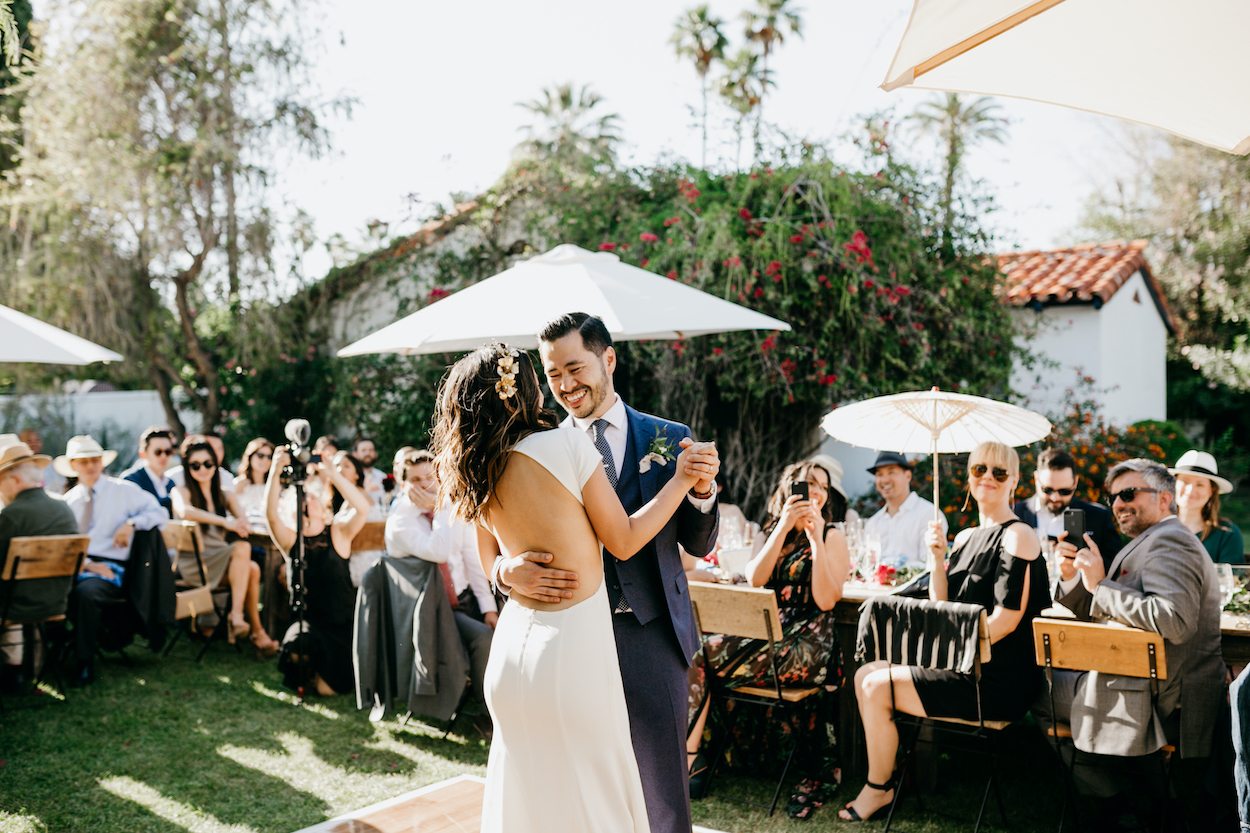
[1218,563,1237,609]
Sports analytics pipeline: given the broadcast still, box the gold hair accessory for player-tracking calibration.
[495,345,521,400]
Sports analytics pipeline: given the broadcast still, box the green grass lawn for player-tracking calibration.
[0,643,1117,833]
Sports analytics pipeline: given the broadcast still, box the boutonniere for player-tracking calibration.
[639,428,677,474]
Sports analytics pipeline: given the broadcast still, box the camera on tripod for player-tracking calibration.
[279,418,322,488]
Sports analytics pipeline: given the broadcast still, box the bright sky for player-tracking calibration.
[280,0,1135,278]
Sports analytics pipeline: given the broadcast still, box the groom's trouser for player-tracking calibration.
[613,612,692,833]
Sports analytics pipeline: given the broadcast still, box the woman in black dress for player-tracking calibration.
[264,446,370,696]
[840,441,1046,822]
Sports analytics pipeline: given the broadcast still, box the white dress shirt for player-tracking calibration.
[865,490,947,568]
[385,492,496,613]
[65,476,168,561]
[1027,494,1065,539]
[142,464,171,499]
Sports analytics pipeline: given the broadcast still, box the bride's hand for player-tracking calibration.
[677,440,718,491]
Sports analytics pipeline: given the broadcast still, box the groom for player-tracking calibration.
[495,312,720,833]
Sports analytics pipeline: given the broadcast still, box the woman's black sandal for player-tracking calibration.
[838,774,897,823]
[688,752,711,799]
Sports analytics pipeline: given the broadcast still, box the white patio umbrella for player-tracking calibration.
[820,387,1051,520]
[0,304,123,365]
[337,244,790,357]
[883,0,1250,154]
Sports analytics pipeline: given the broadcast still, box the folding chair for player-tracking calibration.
[0,534,88,700]
[161,520,228,661]
[1032,617,1173,833]
[857,594,1012,833]
[688,582,825,816]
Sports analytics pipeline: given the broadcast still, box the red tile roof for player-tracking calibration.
[997,240,1175,333]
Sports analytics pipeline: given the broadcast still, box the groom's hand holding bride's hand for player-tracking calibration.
[678,438,720,496]
[500,551,580,604]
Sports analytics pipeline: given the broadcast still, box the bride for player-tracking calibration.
[431,343,707,832]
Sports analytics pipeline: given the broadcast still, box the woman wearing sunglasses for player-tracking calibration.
[840,441,1049,822]
[172,439,278,654]
[234,438,275,532]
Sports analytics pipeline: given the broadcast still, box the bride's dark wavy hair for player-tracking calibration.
[431,342,559,522]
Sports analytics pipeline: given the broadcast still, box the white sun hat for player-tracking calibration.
[1170,449,1234,495]
[53,435,118,478]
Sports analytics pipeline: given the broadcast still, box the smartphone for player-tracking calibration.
[1062,508,1086,546]
[790,482,809,501]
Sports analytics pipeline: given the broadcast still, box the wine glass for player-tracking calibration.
[1218,563,1237,609]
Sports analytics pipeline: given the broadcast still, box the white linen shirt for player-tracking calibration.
[1026,493,1065,539]
[865,490,947,568]
[385,492,495,613]
[65,476,168,562]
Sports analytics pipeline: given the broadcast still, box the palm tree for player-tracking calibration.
[719,50,774,170]
[516,83,622,172]
[670,5,728,169]
[909,93,1009,243]
[741,0,803,158]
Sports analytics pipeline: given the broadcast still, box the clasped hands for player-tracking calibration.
[1055,532,1105,592]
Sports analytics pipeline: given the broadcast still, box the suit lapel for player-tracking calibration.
[625,405,662,502]
[1105,517,1171,578]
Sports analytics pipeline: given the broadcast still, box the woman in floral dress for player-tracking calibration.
[688,460,850,816]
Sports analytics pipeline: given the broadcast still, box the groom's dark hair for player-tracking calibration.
[538,312,613,356]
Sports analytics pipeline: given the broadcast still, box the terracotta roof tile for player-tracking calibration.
[996,240,1175,332]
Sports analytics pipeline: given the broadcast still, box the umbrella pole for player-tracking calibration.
[932,439,941,525]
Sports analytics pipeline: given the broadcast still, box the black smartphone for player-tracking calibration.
[790,482,809,501]
[1062,508,1086,545]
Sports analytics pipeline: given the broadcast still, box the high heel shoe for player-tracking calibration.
[250,632,279,658]
[688,752,710,800]
[837,773,897,823]
[227,617,251,645]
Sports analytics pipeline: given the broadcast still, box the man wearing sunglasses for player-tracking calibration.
[123,426,178,517]
[1048,458,1223,796]
[1013,448,1122,569]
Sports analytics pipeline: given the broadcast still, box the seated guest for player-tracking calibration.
[234,437,275,531]
[169,432,235,491]
[171,439,276,654]
[351,436,388,508]
[308,435,339,498]
[1014,447,1123,568]
[330,451,384,586]
[1050,459,1224,795]
[810,453,859,525]
[0,438,79,689]
[390,445,414,508]
[18,428,65,495]
[386,449,495,710]
[841,442,1047,822]
[58,435,168,685]
[689,460,850,817]
[265,445,369,696]
[1171,449,1244,564]
[864,451,947,568]
[123,426,177,517]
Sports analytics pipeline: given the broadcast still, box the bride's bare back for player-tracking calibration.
[484,452,605,611]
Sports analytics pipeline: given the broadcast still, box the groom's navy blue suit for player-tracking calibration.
[570,403,719,833]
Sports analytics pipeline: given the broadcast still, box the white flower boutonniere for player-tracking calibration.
[639,428,677,474]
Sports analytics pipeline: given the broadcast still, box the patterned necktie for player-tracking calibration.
[592,419,619,488]
[424,510,459,610]
[79,487,94,535]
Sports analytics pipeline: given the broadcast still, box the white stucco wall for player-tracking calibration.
[1009,269,1167,424]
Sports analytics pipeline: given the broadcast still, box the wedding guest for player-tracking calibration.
[1014,447,1122,569]
[123,426,177,517]
[19,428,65,494]
[1171,449,1244,565]
[864,451,946,568]
[840,441,1047,822]
[169,432,235,491]
[172,439,277,654]
[265,446,369,696]
[810,453,859,525]
[59,435,168,685]
[234,437,275,531]
[689,460,850,817]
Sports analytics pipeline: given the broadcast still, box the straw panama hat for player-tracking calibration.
[53,435,118,478]
[809,453,849,500]
[1170,449,1233,495]
[0,438,52,475]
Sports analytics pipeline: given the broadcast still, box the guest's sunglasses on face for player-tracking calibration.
[969,463,1009,483]
[187,460,216,472]
[1041,486,1074,496]
[1108,487,1159,505]
[150,447,173,457]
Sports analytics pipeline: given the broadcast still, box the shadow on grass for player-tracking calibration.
[0,643,488,833]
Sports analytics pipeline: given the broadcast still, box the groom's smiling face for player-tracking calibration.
[539,332,616,420]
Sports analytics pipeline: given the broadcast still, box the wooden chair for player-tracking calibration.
[857,595,1010,833]
[1032,617,1171,832]
[0,534,88,696]
[688,582,826,816]
[352,520,387,554]
[162,520,227,661]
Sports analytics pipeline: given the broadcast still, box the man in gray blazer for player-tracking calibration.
[1051,458,1224,771]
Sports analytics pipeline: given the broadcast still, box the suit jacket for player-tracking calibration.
[124,467,175,518]
[564,404,719,664]
[122,527,176,652]
[1056,516,1224,758]
[0,487,81,622]
[1014,495,1123,568]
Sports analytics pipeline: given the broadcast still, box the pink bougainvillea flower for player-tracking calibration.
[753,286,765,299]
[666,269,678,280]
[639,232,659,243]
[738,207,753,220]
[789,234,804,244]
[663,216,681,227]
[760,334,777,352]
[764,260,782,277]
[712,347,725,357]
[599,242,616,251]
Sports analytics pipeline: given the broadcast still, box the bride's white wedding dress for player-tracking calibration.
[480,428,650,833]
